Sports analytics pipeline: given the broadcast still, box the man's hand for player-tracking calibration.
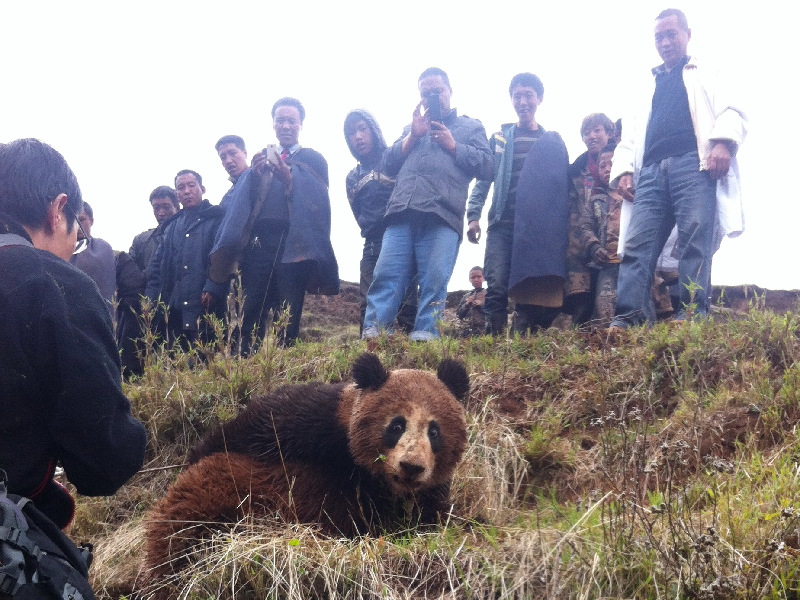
[201,292,216,310]
[617,173,635,201]
[410,102,429,140]
[467,220,481,244]
[251,149,269,176]
[593,247,610,265]
[401,103,429,156]
[430,121,456,154]
[265,147,292,186]
[707,141,732,180]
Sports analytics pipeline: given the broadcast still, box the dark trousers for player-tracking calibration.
[240,222,287,353]
[483,221,514,334]
[277,260,314,345]
[513,305,560,335]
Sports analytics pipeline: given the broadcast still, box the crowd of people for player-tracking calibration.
[0,8,747,596]
[62,8,745,369]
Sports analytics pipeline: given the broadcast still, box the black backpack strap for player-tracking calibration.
[0,470,95,599]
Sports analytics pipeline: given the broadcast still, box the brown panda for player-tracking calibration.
[144,353,469,580]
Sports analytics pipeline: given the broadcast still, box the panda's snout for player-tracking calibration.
[399,461,425,480]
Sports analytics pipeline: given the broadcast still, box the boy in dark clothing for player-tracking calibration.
[455,266,487,336]
[577,146,623,323]
[146,170,226,347]
[344,109,416,334]
[0,138,146,535]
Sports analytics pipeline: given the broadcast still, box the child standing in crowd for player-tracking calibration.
[456,266,487,336]
[577,146,623,323]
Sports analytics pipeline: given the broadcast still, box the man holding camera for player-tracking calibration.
[362,67,492,341]
[0,139,146,543]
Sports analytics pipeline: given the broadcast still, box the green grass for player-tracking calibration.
[75,305,800,599]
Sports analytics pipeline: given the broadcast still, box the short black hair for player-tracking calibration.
[174,169,203,187]
[149,185,179,209]
[215,135,246,153]
[509,73,544,99]
[469,266,484,274]
[80,201,94,221]
[271,97,305,123]
[0,138,83,233]
[418,67,450,88]
[656,8,689,30]
[580,113,615,137]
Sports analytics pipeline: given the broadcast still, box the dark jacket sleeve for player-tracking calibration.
[453,119,493,181]
[382,127,412,178]
[145,229,167,300]
[577,196,601,261]
[455,292,472,319]
[45,263,147,495]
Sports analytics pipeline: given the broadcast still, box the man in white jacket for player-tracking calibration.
[609,8,747,327]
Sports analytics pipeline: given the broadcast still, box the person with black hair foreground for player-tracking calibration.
[363,67,492,341]
[0,138,146,533]
[467,72,570,336]
[610,8,747,327]
[146,169,226,347]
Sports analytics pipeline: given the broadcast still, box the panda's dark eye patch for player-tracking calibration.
[428,421,443,453]
[382,416,406,448]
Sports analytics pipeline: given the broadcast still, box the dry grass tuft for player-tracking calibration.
[72,306,800,598]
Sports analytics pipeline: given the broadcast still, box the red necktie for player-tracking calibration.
[280,149,289,162]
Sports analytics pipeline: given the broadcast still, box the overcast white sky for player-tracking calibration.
[2,1,796,290]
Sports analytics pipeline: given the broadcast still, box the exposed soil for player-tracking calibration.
[303,282,800,339]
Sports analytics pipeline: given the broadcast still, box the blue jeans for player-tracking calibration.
[363,215,459,339]
[359,238,418,335]
[613,151,716,326]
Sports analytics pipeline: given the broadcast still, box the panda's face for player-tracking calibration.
[347,369,467,497]
[379,404,444,493]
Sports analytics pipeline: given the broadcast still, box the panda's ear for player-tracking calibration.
[352,353,390,390]
[437,359,470,402]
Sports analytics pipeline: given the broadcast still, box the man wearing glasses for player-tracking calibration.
[0,139,146,585]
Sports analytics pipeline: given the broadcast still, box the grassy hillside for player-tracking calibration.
[71,303,800,599]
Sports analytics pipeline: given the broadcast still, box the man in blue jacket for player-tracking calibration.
[363,67,493,341]
[146,170,226,347]
[467,73,570,335]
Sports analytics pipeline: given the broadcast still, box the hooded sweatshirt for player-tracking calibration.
[344,109,395,242]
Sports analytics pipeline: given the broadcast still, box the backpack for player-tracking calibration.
[0,470,95,599]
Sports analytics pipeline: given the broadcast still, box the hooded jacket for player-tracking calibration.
[344,109,395,242]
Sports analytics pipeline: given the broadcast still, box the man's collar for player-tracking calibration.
[442,108,458,125]
[280,143,302,154]
[652,54,691,76]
